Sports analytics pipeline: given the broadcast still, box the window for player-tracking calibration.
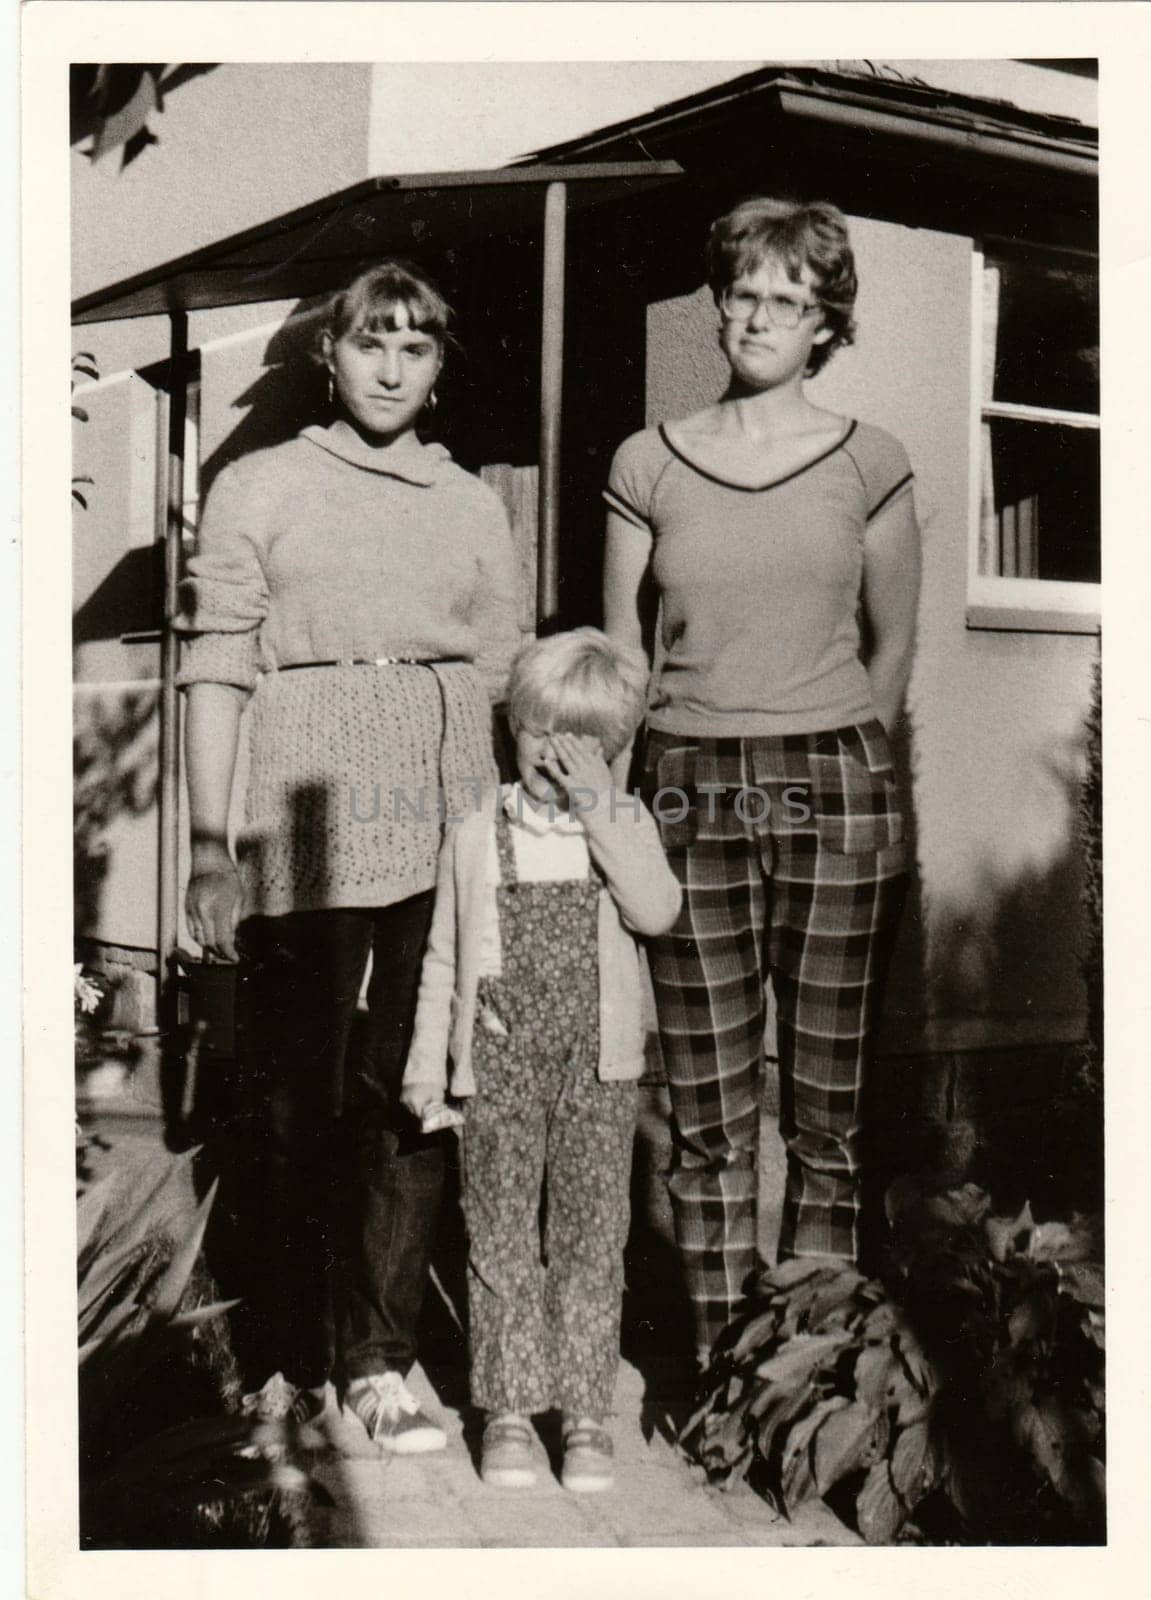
[968,242,1100,632]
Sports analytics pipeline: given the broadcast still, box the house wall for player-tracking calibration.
[74,297,319,956]
[72,64,374,302]
[647,214,1096,1051]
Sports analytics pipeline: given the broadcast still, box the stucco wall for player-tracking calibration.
[646,215,1096,1050]
[72,64,374,301]
[72,298,311,954]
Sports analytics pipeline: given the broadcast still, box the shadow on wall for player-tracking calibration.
[199,299,331,498]
[200,230,547,505]
[923,738,1088,1038]
[74,683,160,937]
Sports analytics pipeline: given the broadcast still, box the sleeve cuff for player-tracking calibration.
[176,631,261,692]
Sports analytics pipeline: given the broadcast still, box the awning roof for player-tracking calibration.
[521,64,1097,174]
[71,160,683,325]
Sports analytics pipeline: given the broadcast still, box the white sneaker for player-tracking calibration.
[241,1372,326,1426]
[345,1370,447,1454]
[239,1372,327,1462]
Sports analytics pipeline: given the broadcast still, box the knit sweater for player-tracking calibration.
[604,419,914,736]
[174,423,522,916]
[175,421,521,699]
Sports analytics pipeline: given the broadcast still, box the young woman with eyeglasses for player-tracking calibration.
[603,197,921,1369]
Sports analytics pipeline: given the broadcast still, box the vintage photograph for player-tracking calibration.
[67,52,1102,1553]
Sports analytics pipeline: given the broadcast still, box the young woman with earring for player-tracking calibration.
[176,259,520,1452]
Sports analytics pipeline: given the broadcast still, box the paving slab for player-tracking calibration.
[303,1360,860,1550]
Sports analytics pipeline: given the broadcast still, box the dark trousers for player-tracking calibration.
[236,893,442,1388]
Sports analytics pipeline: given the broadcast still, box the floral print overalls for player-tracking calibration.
[462,815,638,1419]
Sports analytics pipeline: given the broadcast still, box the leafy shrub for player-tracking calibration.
[78,1151,324,1547]
[683,1183,1104,1545]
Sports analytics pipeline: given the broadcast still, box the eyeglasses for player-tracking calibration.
[719,287,820,330]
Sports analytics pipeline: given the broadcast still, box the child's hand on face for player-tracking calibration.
[542,732,614,812]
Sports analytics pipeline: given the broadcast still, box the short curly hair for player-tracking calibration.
[706,197,857,375]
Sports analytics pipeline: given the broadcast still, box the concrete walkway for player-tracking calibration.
[303,1359,859,1549]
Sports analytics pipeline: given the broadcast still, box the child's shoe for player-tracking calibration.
[345,1370,447,1454]
[480,1412,537,1488]
[239,1372,327,1462]
[561,1416,614,1493]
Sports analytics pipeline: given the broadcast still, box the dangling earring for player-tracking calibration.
[327,372,334,406]
[425,389,438,416]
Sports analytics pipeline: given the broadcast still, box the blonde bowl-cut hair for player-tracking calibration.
[507,628,650,763]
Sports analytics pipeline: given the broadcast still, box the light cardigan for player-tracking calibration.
[402,786,682,1097]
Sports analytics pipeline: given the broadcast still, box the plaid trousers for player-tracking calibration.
[641,723,909,1353]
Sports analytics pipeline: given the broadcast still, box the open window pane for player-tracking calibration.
[986,247,1099,414]
[980,417,1100,583]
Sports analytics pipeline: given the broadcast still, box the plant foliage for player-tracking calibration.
[72,352,98,508]
[683,1183,1104,1545]
[78,1151,326,1547]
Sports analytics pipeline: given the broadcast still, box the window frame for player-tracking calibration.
[966,242,1100,635]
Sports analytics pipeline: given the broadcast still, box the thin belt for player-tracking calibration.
[274,656,469,672]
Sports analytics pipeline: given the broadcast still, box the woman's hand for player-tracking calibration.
[400,1079,442,1120]
[186,846,242,962]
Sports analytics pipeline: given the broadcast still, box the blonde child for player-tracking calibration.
[401,628,680,1491]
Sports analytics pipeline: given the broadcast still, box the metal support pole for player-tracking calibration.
[158,311,188,1034]
[537,181,567,626]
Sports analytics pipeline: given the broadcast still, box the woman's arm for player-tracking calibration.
[603,509,654,657]
[861,492,922,736]
[471,491,523,704]
[400,830,461,1115]
[603,508,656,784]
[184,682,247,961]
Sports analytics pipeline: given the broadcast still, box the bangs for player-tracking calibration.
[730,235,817,290]
[347,289,442,338]
[329,261,452,344]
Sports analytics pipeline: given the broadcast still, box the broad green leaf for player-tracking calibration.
[861,1300,898,1342]
[812,1399,879,1494]
[893,1328,933,1396]
[1013,1395,1073,1499]
[806,1270,868,1330]
[766,1258,833,1290]
[1059,1261,1105,1309]
[730,1306,786,1362]
[754,1331,849,1386]
[854,1342,898,1409]
[985,1200,1035,1263]
[890,1419,936,1506]
[756,1383,822,1460]
[856,1459,905,1545]
[780,1396,845,1513]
